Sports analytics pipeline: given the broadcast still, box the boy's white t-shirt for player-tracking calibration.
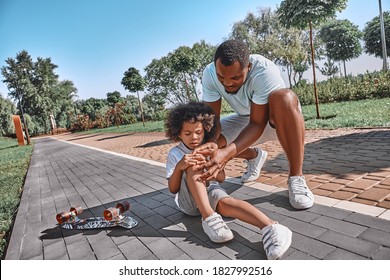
[166,142,191,179]
[202,54,285,116]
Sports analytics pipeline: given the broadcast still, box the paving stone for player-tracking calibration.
[86,231,122,260]
[372,246,390,260]
[143,214,172,230]
[308,204,351,220]
[175,236,218,259]
[283,250,319,260]
[344,212,390,232]
[118,238,153,260]
[358,228,390,247]
[323,248,368,260]
[356,187,390,202]
[311,216,367,237]
[317,230,382,257]
[146,238,186,259]
[281,217,327,238]
[291,232,335,259]
[67,239,94,259]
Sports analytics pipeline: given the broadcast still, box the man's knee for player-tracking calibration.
[269,89,301,124]
[269,89,298,108]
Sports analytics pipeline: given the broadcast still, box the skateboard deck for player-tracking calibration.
[56,201,138,230]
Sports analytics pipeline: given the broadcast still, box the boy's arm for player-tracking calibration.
[168,158,187,194]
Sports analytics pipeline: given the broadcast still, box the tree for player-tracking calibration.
[317,58,339,77]
[2,50,77,136]
[106,91,122,107]
[277,0,348,118]
[145,41,216,106]
[0,95,16,136]
[230,8,314,87]
[121,67,146,126]
[363,11,390,59]
[318,19,363,77]
[1,50,34,142]
[142,92,166,121]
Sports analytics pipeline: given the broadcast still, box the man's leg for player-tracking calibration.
[218,115,269,182]
[268,89,304,176]
[268,89,314,209]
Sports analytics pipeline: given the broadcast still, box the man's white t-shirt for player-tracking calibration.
[202,54,285,116]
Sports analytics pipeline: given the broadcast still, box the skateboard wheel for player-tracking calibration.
[70,206,83,215]
[116,201,130,213]
[104,207,119,221]
[56,206,82,224]
[56,212,70,224]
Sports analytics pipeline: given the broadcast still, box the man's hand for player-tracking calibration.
[193,142,230,182]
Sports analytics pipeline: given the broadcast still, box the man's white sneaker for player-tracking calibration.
[288,176,314,209]
[241,148,268,183]
[261,223,292,260]
[202,212,234,243]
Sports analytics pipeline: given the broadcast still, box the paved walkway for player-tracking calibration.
[5,128,390,260]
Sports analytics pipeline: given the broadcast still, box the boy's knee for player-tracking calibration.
[216,197,236,215]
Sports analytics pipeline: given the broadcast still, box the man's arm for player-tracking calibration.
[223,102,269,159]
[196,102,269,181]
[204,99,222,144]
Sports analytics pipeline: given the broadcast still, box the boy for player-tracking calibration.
[165,101,292,260]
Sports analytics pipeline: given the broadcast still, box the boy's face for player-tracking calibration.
[179,121,205,150]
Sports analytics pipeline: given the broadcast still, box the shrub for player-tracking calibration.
[294,71,390,105]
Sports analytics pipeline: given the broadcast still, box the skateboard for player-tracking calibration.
[56,201,138,230]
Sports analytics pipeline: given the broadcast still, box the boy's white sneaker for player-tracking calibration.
[202,212,234,243]
[288,176,314,209]
[261,223,292,260]
[241,148,268,183]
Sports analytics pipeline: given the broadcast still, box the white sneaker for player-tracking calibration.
[202,212,234,243]
[288,176,314,209]
[262,223,292,260]
[241,148,268,183]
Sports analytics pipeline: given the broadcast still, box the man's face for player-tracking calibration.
[215,58,251,94]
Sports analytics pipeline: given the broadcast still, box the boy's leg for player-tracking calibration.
[185,167,215,220]
[216,196,292,260]
[216,197,274,229]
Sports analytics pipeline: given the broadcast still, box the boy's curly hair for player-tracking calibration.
[165,101,216,143]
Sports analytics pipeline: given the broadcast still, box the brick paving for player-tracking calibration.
[4,128,390,260]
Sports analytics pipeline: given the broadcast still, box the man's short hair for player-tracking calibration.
[214,40,250,69]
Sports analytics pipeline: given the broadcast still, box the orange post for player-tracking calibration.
[12,115,25,146]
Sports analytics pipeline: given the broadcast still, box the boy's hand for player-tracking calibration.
[180,154,206,171]
[192,142,229,181]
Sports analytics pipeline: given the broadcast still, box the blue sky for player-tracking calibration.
[1,0,389,100]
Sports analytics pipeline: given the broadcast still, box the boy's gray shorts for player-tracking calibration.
[220,114,277,145]
[175,173,229,216]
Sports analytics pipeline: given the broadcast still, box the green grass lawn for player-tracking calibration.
[0,137,33,259]
[302,98,390,129]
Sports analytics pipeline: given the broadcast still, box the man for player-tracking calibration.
[195,39,314,210]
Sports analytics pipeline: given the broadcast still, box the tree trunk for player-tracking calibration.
[136,91,145,127]
[343,61,347,78]
[309,19,320,119]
